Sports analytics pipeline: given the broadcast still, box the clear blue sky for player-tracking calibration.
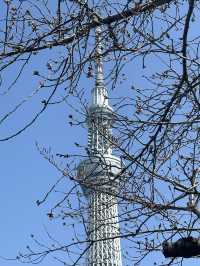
[0,1,200,266]
[0,42,135,266]
[1,54,199,266]
[0,93,82,265]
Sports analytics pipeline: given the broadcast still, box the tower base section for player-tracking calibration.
[86,191,122,266]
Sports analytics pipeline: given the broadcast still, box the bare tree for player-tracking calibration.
[1,0,200,265]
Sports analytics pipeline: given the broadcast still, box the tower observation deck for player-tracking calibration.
[77,27,122,266]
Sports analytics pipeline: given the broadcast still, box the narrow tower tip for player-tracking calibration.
[95,26,104,87]
[91,26,109,108]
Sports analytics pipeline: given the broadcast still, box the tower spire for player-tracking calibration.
[91,26,109,107]
[95,26,104,87]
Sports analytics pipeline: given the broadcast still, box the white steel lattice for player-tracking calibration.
[86,191,122,266]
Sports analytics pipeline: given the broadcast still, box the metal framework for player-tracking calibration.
[77,27,122,266]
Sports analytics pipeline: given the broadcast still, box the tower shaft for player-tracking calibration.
[77,26,122,266]
[87,191,122,266]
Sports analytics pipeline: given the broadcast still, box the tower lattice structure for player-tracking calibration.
[77,27,122,266]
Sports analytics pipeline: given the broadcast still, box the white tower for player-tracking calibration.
[77,27,122,266]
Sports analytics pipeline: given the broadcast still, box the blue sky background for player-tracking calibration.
[2,56,199,266]
[0,46,137,266]
[0,102,76,265]
[1,1,200,266]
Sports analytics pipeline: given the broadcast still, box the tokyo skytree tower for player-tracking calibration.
[77,27,122,266]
